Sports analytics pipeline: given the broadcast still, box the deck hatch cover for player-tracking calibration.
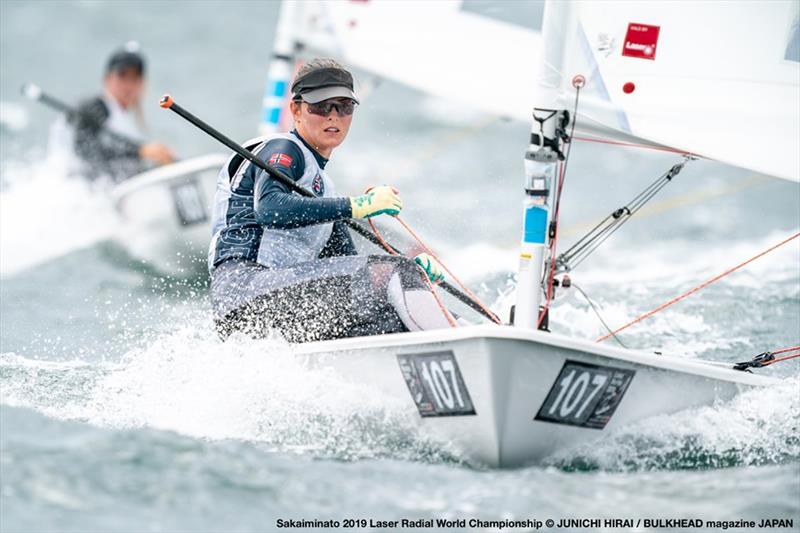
[535,360,634,429]
[397,351,476,417]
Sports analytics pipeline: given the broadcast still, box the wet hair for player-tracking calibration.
[297,58,347,78]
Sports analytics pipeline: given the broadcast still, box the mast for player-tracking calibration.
[258,1,299,135]
[514,0,571,330]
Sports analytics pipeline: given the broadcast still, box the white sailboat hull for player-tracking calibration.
[110,154,226,276]
[293,325,776,467]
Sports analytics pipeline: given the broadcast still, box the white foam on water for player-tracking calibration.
[0,326,456,463]
[0,101,29,131]
[3,333,797,471]
[546,376,800,471]
[0,158,117,277]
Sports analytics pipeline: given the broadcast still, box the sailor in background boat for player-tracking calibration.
[47,42,174,183]
[210,58,452,342]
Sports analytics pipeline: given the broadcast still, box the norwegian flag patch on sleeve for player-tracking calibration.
[268,153,294,167]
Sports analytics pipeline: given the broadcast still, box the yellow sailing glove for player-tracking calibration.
[349,186,403,219]
[414,253,445,283]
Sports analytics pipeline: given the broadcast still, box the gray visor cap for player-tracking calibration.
[299,86,359,105]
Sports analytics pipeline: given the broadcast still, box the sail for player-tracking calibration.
[539,0,800,182]
[293,0,541,121]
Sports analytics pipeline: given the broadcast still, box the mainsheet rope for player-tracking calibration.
[763,352,800,366]
[595,231,800,343]
[367,216,502,327]
[762,345,800,366]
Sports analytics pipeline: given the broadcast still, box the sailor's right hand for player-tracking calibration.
[349,186,403,219]
[139,142,175,166]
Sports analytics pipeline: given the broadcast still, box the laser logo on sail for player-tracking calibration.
[622,22,660,60]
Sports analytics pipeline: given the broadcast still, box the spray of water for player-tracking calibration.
[0,157,117,277]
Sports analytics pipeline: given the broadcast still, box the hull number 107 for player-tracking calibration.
[397,351,476,417]
[535,360,635,429]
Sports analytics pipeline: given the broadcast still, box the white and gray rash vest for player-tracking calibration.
[208,132,341,271]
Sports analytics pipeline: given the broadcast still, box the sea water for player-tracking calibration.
[1,1,798,532]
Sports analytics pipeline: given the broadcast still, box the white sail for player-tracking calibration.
[294,0,542,121]
[540,0,800,182]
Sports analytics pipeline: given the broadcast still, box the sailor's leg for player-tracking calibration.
[210,260,274,339]
[360,256,453,332]
[211,257,407,342]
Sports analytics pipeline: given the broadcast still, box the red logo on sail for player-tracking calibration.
[622,23,660,60]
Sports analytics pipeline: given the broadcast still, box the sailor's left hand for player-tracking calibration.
[414,253,445,283]
[139,142,175,166]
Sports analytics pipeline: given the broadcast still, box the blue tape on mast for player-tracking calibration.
[272,80,287,97]
[524,205,548,244]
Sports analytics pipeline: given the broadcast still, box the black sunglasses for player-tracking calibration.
[304,99,357,117]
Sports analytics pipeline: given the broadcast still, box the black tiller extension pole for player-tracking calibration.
[159,94,499,323]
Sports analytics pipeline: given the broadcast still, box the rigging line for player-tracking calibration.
[565,173,677,267]
[367,216,500,325]
[538,84,582,329]
[394,217,501,324]
[763,352,800,366]
[572,135,695,156]
[563,202,654,269]
[596,231,800,343]
[562,162,678,259]
[556,157,690,271]
[572,283,627,348]
[365,217,458,328]
[559,174,768,239]
[771,345,800,355]
[558,171,672,263]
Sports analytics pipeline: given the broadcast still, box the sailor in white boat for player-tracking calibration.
[208,58,452,342]
[47,41,174,183]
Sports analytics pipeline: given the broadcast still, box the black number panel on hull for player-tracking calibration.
[535,360,635,429]
[397,351,476,417]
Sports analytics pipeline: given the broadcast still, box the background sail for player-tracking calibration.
[294,0,541,121]
[541,0,800,182]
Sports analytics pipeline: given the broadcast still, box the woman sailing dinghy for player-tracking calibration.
[209,59,452,342]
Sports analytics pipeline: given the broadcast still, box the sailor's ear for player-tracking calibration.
[289,100,302,122]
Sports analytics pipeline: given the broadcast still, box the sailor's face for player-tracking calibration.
[104,67,144,109]
[292,98,353,158]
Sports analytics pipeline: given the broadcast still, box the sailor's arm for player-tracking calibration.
[72,97,140,165]
[71,97,174,168]
[253,140,351,229]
